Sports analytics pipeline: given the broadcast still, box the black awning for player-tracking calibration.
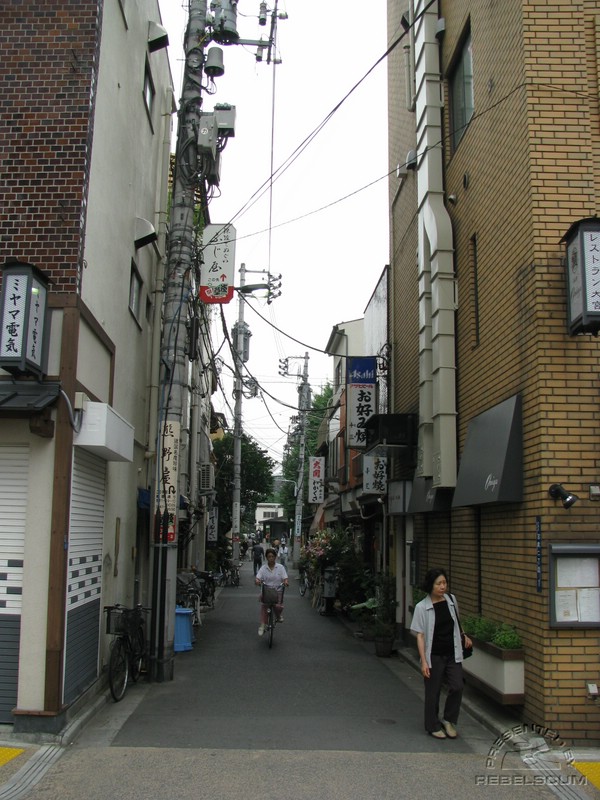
[0,380,61,413]
[407,477,453,513]
[452,394,523,507]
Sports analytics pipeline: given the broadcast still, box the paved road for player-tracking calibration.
[1,562,591,800]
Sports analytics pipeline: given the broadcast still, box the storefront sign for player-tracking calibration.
[158,420,180,543]
[563,218,600,335]
[347,356,376,448]
[0,261,48,377]
[308,457,324,504]
[200,224,236,304]
[363,455,387,493]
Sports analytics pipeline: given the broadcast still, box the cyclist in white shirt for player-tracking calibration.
[255,548,289,636]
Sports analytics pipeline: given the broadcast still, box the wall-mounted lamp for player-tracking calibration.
[549,483,579,509]
[134,218,158,249]
[148,21,169,52]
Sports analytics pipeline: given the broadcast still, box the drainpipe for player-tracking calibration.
[414,0,456,487]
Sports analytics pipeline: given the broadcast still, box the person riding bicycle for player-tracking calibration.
[255,548,289,636]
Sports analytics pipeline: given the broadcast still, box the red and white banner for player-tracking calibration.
[200,223,236,304]
[308,456,325,504]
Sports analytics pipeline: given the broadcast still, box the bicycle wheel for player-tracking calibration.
[108,637,129,701]
[299,575,306,597]
[231,570,240,587]
[268,607,275,649]
[130,627,145,682]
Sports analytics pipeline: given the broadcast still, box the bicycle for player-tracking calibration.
[298,565,312,597]
[260,583,285,649]
[229,562,241,587]
[104,604,150,702]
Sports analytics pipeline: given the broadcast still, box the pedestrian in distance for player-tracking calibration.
[277,541,288,568]
[255,548,289,636]
[252,542,264,576]
[410,567,472,740]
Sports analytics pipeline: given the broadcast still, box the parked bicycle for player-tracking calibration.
[298,565,313,597]
[104,604,150,702]
[261,583,285,649]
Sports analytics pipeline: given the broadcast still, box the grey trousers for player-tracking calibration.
[423,654,464,732]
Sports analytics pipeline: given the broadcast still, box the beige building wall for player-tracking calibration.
[388,0,600,743]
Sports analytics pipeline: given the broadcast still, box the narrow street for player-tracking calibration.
[2,562,588,800]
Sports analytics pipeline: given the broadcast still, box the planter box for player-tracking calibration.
[462,638,525,705]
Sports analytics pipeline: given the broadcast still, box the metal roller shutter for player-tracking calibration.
[63,448,106,705]
[0,445,28,722]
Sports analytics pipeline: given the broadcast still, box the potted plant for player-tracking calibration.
[372,617,396,657]
[461,615,525,704]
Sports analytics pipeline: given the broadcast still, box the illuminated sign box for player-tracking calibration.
[0,261,49,378]
[562,217,600,335]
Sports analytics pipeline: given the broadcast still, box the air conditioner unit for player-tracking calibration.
[198,464,215,492]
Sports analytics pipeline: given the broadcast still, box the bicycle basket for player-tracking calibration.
[262,586,279,605]
[105,607,127,635]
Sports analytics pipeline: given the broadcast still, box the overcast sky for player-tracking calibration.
[158,0,390,466]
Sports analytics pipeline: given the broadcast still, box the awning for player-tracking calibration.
[452,394,522,507]
[0,380,61,412]
[407,477,453,513]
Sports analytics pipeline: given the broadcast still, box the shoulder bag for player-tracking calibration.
[451,594,473,659]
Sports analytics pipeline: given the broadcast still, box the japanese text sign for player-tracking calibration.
[308,457,325,504]
[200,224,236,304]
[363,455,388,494]
[157,420,180,543]
[347,357,377,448]
[564,219,600,335]
[0,262,48,377]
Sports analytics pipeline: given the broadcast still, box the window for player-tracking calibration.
[143,61,155,125]
[129,261,143,324]
[450,32,474,150]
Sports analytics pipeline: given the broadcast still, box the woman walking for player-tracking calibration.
[410,568,472,739]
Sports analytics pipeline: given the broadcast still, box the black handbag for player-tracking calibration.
[452,595,473,659]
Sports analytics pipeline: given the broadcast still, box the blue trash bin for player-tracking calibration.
[174,607,193,652]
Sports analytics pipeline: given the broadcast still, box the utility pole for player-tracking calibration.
[151,0,207,683]
[231,264,280,559]
[231,265,251,561]
[293,353,310,560]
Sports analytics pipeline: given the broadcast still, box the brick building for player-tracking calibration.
[387,0,600,743]
[0,1,174,731]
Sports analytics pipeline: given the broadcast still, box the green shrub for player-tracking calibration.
[491,623,523,649]
[462,615,523,649]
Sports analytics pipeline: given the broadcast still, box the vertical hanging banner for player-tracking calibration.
[308,457,325,504]
[200,223,236,304]
[363,455,388,493]
[157,420,180,543]
[347,357,377,448]
[207,508,218,546]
